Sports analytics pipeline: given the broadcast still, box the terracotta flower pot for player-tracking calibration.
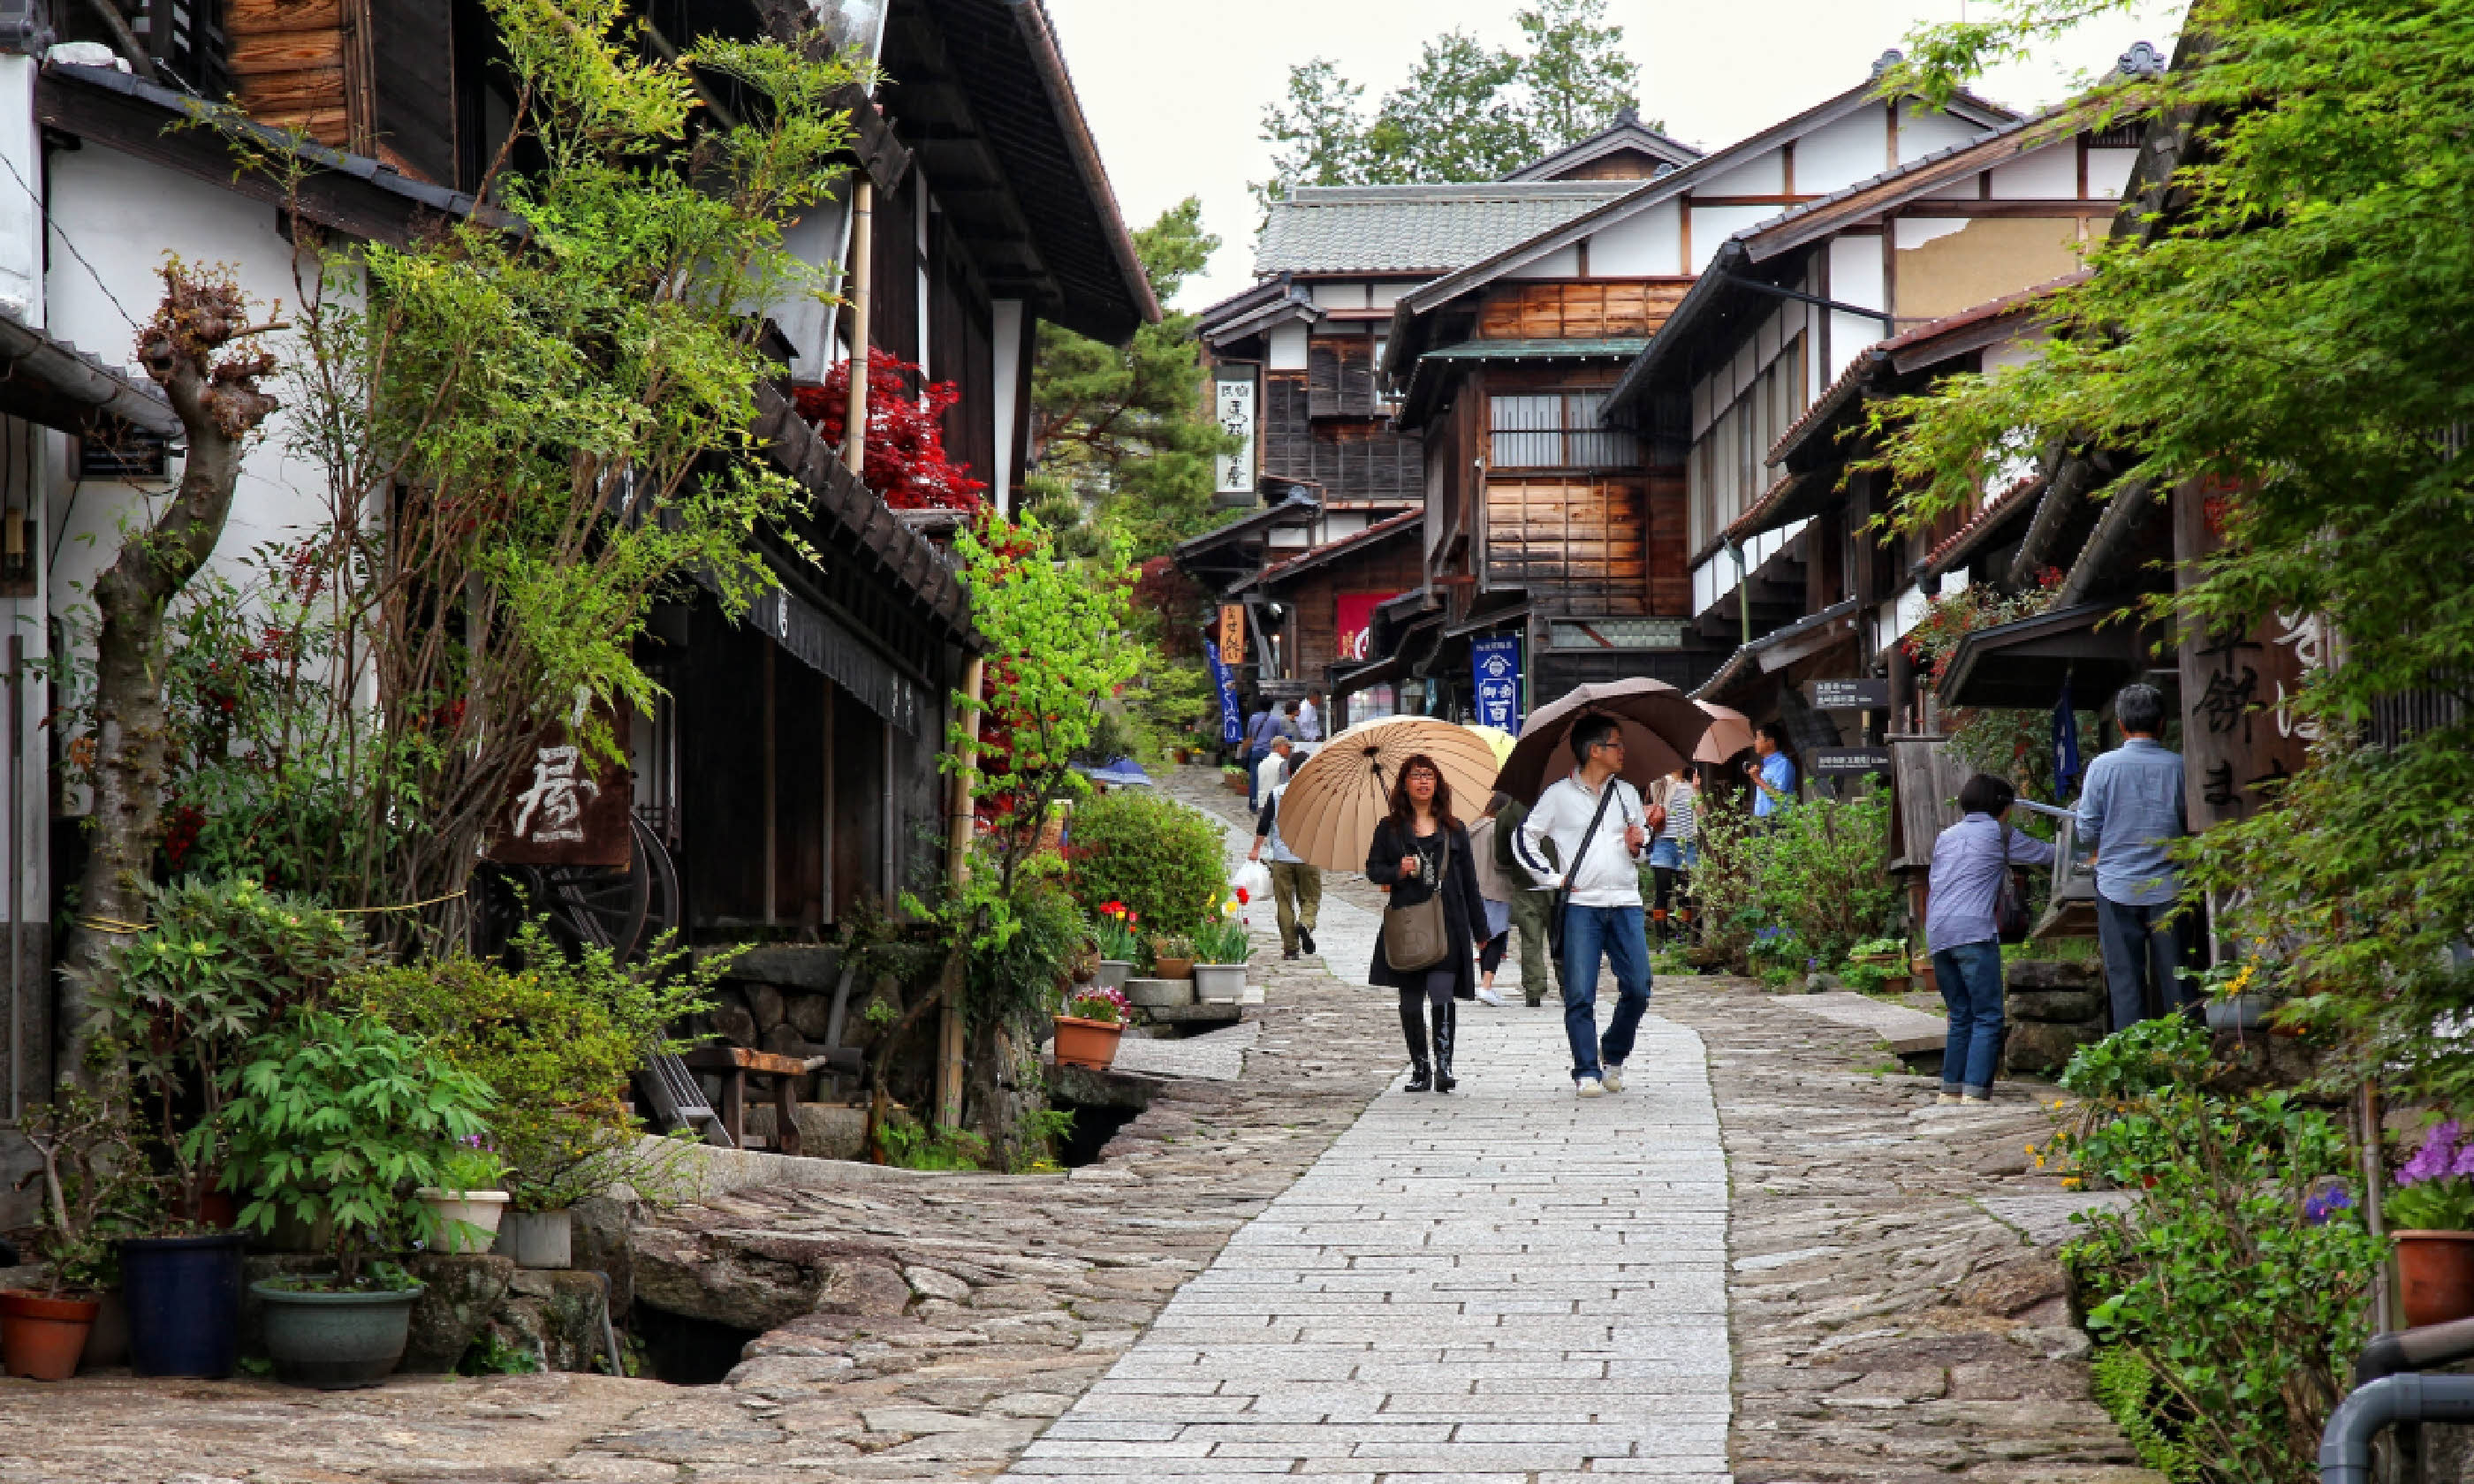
[1053,1015,1124,1070]
[1,1290,101,1381]
[2394,1230,2474,1327]
[1153,957,1195,981]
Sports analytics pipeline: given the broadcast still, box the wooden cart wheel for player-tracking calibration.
[475,815,679,964]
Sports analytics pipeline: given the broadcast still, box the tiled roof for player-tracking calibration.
[1257,509,1424,587]
[1255,182,1631,276]
[1423,337,1651,361]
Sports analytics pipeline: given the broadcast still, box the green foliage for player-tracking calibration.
[1878,0,2474,1108]
[1682,804,1762,972]
[1193,908,1251,966]
[2059,1016,2213,1105]
[2060,1084,2380,1481]
[341,921,718,1211]
[192,2,880,931]
[1066,788,1229,938]
[2091,1345,2205,1483]
[1748,791,1901,970]
[1257,0,1645,197]
[217,1007,497,1287]
[957,864,1088,1036]
[87,876,372,1215]
[1015,1105,1075,1174]
[1029,199,1238,559]
[458,1331,545,1376]
[877,1109,990,1171]
[15,1070,155,1294]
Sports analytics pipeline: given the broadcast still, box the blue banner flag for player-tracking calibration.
[1471,635,1523,734]
[1206,641,1242,746]
[2053,673,2081,797]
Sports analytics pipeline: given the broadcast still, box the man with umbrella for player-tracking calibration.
[1513,715,1655,1098]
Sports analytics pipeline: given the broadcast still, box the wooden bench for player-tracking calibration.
[680,1047,817,1155]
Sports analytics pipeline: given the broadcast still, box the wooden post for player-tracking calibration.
[937,655,985,1130]
[843,178,874,476]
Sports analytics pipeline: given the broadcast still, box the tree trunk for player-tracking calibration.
[57,266,277,1081]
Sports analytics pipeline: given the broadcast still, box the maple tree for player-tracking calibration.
[796,352,987,511]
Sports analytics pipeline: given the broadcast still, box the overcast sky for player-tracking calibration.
[1043,0,2186,313]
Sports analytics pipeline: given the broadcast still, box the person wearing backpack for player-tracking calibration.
[1924,774,2056,1106]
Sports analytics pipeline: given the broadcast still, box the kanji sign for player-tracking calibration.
[1218,603,1246,661]
[488,690,634,867]
[1212,367,1256,496]
[1336,592,1397,663]
[1812,747,1893,776]
[1810,678,1891,710]
[1471,634,1522,733]
[2175,481,2317,828]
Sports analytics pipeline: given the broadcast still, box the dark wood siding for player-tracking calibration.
[929,209,995,491]
[1308,337,1377,419]
[1270,535,1427,681]
[870,173,922,373]
[1262,371,1422,500]
[369,0,455,183]
[226,0,349,143]
[1478,280,1692,340]
[1485,473,1650,617]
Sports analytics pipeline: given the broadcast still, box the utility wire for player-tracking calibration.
[0,148,139,331]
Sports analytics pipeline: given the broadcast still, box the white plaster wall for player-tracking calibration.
[1687,205,1779,271]
[777,190,850,383]
[1310,280,1369,309]
[1368,282,1413,309]
[1793,110,1888,195]
[2087,148,2139,200]
[46,148,331,610]
[1991,145,2080,199]
[1899,105,1988,164]
[0,58,39,323]
[1826,233,1886,377]
[1504,245,1580,279]
[1895,217,1971,250]
[1268,323,1309,370]
[1696,148,1783,197]
[1925,173,1981,201]
[1587,201,1680,276]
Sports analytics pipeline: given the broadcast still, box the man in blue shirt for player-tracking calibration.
[1242,703,1283,809]
[1743,723,1798,820]
[2076,683,2194,1030]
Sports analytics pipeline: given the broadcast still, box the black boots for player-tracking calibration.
[1433,1001,1458,1094]
[1400,996,1433,1091]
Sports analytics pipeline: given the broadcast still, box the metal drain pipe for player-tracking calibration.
[2320,1374,2474,1484]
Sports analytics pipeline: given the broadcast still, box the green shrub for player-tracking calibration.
[1747,790,1900,969]
[341,921,717,1211]
[2053,1034,2382,1483]
[962,865,1089,1033]
[1066,788,1226,934]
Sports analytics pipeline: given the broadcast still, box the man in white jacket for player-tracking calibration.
[1514,715,1653,1097]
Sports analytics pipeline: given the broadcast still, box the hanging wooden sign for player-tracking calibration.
[1218,603,1246,660]
[486,693,635,868]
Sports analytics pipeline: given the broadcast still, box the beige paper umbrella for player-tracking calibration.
[1693,702,1758,765]
[1275,716,1503,873]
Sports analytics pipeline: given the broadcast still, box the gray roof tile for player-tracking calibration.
[1254,181,1632,276]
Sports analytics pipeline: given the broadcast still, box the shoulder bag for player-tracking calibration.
[1994,823,2035,944]
[1383,831,1453,973]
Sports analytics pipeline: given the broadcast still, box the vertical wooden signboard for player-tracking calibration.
[2174,481,2318,830]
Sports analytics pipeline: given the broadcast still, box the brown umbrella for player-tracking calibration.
[1496,678,1711,802]
[1693,701,1757,765]
[1275,717,1501,873]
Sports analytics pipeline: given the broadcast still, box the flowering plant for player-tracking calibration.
[2388,1119,2474,1230]
[1062,984,1130,1026]
[1093,901,1142,962]
[1148,934,1195,963]
[1194,907,1251,965]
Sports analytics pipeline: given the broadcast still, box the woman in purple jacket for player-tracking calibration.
[1924,774,2056,1106]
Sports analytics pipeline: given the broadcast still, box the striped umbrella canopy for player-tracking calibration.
[1275,716,1502,872]
[1467,724,1519,767]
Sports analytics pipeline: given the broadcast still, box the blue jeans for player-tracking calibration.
[1561,904,1651,1081]
[2096,896,2194,1031]
[1244,746,1269,807]
[1931,941,2007,1097]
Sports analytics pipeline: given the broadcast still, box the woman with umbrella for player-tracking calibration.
[1364,753,1490,1094]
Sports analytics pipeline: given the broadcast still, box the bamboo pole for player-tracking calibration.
[937,655,984,1130]
[842,178,874,477]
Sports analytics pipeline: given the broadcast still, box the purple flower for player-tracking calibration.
[2398,1120,2463,1187]
[2305,1186,2356,1226]
[2449,1139,2474,1180]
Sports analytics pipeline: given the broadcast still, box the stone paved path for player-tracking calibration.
[1005,1005,1731,1480]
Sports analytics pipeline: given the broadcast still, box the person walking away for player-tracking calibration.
[1491,792,1557,1007]
[1468,792,1524,1007]
[1241,702,1283,808]
[1365,755,1490,1093]
[1648,764,1700,941]
[1248,773,1321,960]
[1743,723,1798,822]
[1924,774,2055,1105]
[1514,716,1654,1098]
[2076,682,2195,1030]
[1254,735,1294,814]
[1297,691,1324,743]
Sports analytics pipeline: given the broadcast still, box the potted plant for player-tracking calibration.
[1220,763,1248,794]
[1054,984,1130,1070]
[3,1080,148,1382]
[2199,958,2274,1032]
[220,1007,497,1389]
[2390,1119,2474,1327]
[1150,934,1196,982]
[1193,902,1252,1003]
[416,1138,512,1255]
[1092,903,1141,991]
[88,879,368,1377]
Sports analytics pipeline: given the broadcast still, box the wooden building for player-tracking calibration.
[1596,97,2142,751]
[1367,59,2024,721]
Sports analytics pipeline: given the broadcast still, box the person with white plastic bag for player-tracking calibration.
[1248,774,1322,959]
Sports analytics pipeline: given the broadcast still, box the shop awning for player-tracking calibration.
[1938,601,2146,709]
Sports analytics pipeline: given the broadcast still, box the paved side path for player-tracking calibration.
[1005,1002,1732,1480]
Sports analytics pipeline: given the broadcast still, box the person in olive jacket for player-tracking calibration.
[1364,753,1490,1093]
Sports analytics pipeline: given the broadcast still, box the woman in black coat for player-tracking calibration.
[1365,753,1490,1093]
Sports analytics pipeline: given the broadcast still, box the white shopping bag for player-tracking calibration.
[1231,860,1272,903]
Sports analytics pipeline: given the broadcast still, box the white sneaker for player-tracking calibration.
[1476,987,1509,1007]
[1600,1064,1625,1094]
[1575,1075,1605,1098]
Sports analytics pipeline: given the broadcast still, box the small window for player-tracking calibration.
[1489,390,1639,469]
[79,428,170,480]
